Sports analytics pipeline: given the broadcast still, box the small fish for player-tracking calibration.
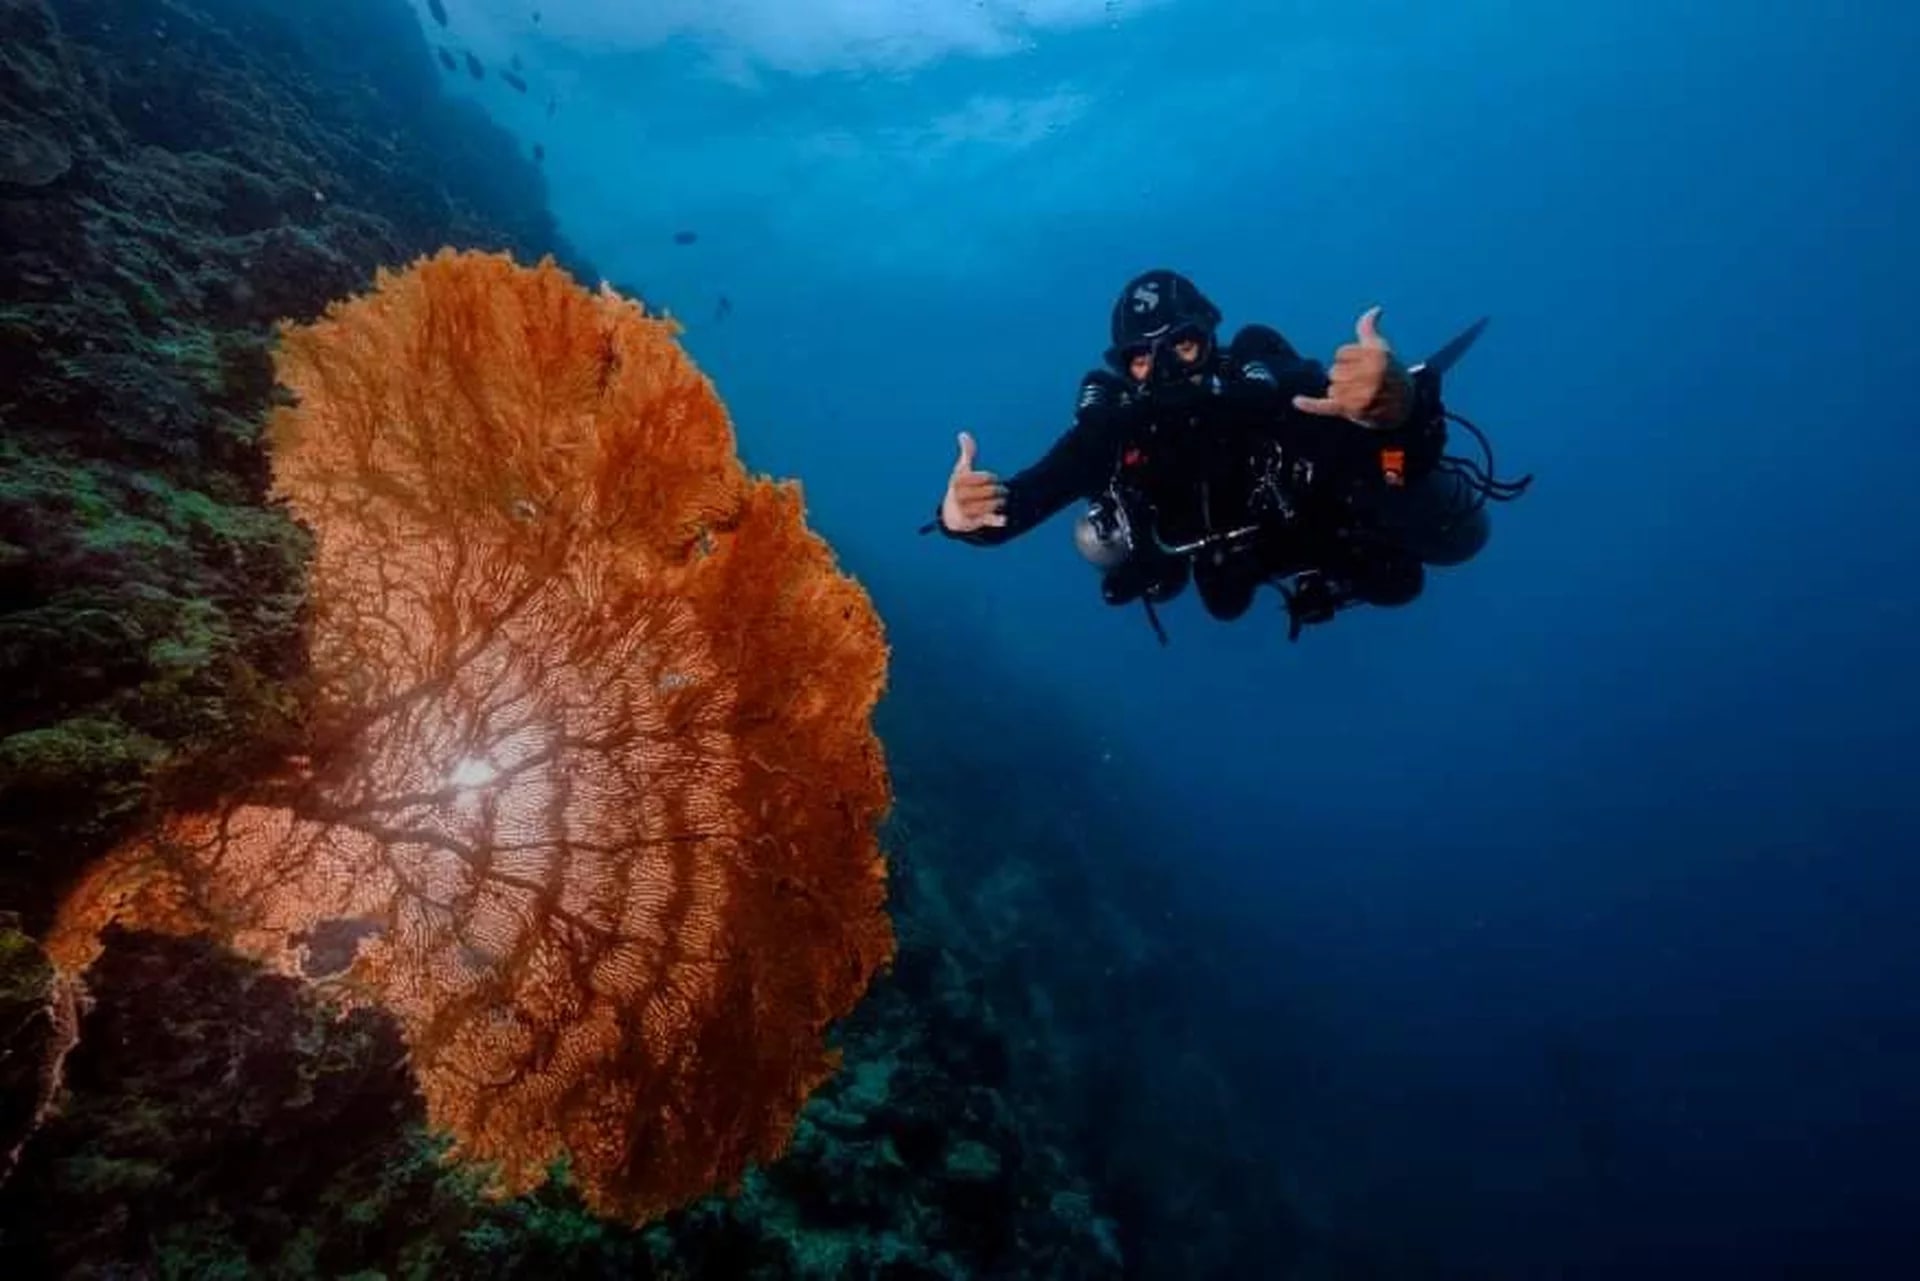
[546,94,557,117]
[532,10,542,22]
[502,70,527,93]
[436,47,456,72]
[465,50,484,80]
[672,230,698,246]
[427,0,448,27]
[532,143,545,163]
[715,295,732,321]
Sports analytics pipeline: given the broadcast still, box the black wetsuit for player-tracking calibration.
[939,324,1451,627]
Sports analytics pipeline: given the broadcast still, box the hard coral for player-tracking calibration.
[49,249,896,1225]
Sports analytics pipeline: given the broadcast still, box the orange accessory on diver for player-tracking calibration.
[1380,447,1406,487]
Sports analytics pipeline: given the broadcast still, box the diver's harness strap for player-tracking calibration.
[1141,597,1170,647]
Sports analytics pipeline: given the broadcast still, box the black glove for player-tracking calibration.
[1279,571,1343,642]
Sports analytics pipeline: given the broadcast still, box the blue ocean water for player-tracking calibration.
[437,2,1920,1275]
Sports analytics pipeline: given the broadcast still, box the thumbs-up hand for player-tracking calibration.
[940,431,1009,533]
[1291,305,1414,429]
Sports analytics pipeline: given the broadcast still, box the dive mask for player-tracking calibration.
[1106,321,1215,384]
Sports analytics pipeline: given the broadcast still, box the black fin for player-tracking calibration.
[1412,315,1489,378]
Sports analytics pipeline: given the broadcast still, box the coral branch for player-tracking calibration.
[47,249,894,1224]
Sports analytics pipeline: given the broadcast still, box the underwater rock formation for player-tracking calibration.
[0,0,582,926]
[1,923,1126,1281]
[47,249,896,1225]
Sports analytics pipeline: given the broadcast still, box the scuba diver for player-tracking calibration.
[924,269,1532,643]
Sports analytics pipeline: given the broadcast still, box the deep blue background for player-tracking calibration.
[435,1,1920,1273]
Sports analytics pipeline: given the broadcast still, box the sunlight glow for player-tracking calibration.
[448,756,498,789]
[431,0,1170,74]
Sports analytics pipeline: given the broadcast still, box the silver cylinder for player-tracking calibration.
[1073,499,1135,570]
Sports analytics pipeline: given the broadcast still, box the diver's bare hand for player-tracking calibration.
[940,431,1008,532]
[1292,305,1413,429]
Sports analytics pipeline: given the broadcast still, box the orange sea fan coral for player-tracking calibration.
[46,249,895,1224]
